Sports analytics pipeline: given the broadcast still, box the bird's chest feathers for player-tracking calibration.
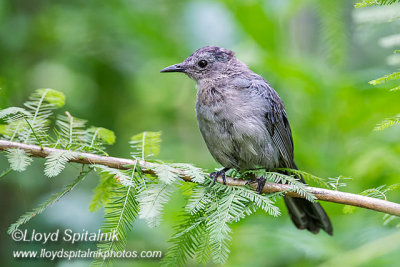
[195,81,248,123]
[196,82,225,107]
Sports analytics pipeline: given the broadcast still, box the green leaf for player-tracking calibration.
[186,186,213,215]
[5,148,33,172]
[1,118,28,141]
[267,172,316,201]
[15,88,61,144]
[362,185,390,199]
[56,112,87,145]
[276,168,331,189]
[343,184,399,214]
[207,192,239,264]
[36,88,65,108]
[89,172,116,212]
[316,1,348,66]
[374,114,400,131]
[138,183,176,227]
[369,71,400,85]
[151,163,179,184]
[386,183,400,192]
[355,0,380,8]
[88,127,116,145]
[44,150,75,178]
[390,85,400,91]
[383,214,400,227]
[195,229,212,264]
[355,0,400,8]
[92,185,139,266]
[91,164,139,267]
[93,165,134,187]
[0,107,31,119]
[166,179,281,266]
[162,212,207,266]
[0,124,7,135]
[130,131,161,159]
[327,176,352,190]
[236,187,281,217]
[170,163,206,183]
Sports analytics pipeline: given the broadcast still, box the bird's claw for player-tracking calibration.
[210,168,229,185]
[246,177,266,194]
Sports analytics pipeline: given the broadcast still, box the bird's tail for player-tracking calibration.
[284,196,333,235]
[281,168,333,235]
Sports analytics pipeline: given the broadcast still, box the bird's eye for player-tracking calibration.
[197,60,208,68]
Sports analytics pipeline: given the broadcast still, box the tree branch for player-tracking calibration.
[1,139,400,216]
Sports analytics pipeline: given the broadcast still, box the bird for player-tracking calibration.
[161,46,333,235]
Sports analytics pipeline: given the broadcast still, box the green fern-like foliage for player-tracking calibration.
[163,212,208,266]
[6,87,397,265]
[56,112,88,145]
[356,2,400,131]
[21,88,64,144]
[89,172,117,212]
[138,183,177,227]
[0,89,116,238]
[163,179,281,265]
[369,70,400,86]
[383,213,400,227]
[374,114,400,130]
[0,89,115,178]
[91,131,164,266]
[93,165,135,187]
[170,163,206,183]
[87,126,116,146]
[150,163,179,184]
[316,1,348,67]
[44,150,75,177]
[92,181,140,266]
[343,183,400,214]
[276,168,331,189]
[355,0,400,8]
[371,70,400,131]
[54,112,113,154]
[0,89,64,157]
[1,89,332,266]
[130,131,161,159]
[5,148,33,172]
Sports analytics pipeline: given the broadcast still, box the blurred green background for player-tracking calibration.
[1,0,400,266]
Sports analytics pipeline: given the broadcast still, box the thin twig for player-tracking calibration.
[0,139,399,216]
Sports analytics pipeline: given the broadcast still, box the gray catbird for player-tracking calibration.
[161,46,333,235]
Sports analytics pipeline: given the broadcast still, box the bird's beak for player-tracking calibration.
[160,63,185,73]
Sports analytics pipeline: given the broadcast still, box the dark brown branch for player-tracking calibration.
[1,140,400,216]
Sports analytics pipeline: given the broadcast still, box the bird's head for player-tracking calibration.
[161,46,241,81]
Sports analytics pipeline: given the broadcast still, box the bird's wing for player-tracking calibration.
[248,78,296,169]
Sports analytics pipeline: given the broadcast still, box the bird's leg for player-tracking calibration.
[210,167,230,185]
[245,177,267,194]
[256,177,266,194]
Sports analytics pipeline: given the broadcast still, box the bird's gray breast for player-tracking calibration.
[195,80,280,170]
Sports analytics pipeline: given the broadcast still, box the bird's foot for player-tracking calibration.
[210,168,230,185]
[245,177,266,194]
